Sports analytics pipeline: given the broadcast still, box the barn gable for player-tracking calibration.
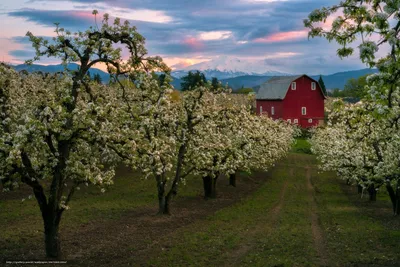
[256,75,326,100]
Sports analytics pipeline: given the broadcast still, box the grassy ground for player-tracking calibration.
[291,138,312,154]
[1,154,399,266]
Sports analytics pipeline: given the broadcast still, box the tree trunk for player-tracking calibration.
[357,184,363,194]
[158,195,168,215]
[396,186,400,216]
[156,176,168,215]
[31,180,63,259]
[211,176,218,198]
[386,183,400,216]
[163,195,171,215]
[229,173,236,187]
[203,175,213,199]
[44,214,61,258]
[163,143,187,215]
[368,185,377,201]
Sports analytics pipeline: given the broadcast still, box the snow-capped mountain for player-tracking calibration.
[172,56,292,79]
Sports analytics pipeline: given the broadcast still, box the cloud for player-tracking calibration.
[8,9,94,28]
[4,0,369,74]
[199,31,232,41]
[182,37,205,51]
[9,50,36,59]
[254,31,308,43]
[264,52,302,59]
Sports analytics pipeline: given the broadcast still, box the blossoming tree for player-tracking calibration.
[306,0,400,215]
[0,12,169,258]
[187,94,295,199]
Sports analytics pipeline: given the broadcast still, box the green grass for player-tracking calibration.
[1,154,399,266]
[146,171,285,266]
[147,153,400,266]
[291,138,312,154]
[0,167,205,244]
[0,169,148,241]
[312,170,400,266]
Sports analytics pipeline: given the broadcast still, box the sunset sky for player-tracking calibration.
[0,0,371,74]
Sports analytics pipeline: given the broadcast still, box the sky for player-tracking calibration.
[0,0,372,74]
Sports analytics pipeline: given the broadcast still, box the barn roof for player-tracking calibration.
[256,75,303,100]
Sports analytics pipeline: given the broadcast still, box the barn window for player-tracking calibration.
[287,119,291,123]
[302,107,307,115]
[294,119,298,124]
[271,106,275,115]
[311,82,316,90]
[308,119,313,123]
[260,106,263,114]
[291,82,296,90]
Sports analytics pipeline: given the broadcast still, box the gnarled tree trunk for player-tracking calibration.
[211,175,218,198]
[155,175,168,215]
[163,143,187,215]
[203,175,213,199]
[30,175,64,259]
[44,214,61,258]
[229,173,236,187]
[357,184,363,194]
[203,174,218,199]
[386,182,400,216]
[368,184,377,201]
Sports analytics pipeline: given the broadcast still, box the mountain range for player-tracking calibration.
[171,68,378,91]
[171,56,291,79]
[13,63,111,83]
[12,58,378,91]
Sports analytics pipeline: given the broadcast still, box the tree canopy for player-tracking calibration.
[318,75,327,96]
[180,71,207,91]
[235,87,254,94]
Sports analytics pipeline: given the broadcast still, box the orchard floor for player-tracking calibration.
[1,153,400,267]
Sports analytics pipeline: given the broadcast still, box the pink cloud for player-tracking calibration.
[68,10,97,20]
[183,37,204,50]
[254,31,308,43]
[0,38,24,64]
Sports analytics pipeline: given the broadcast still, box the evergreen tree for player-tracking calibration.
[180,71,206,91]
[211,77,221,91]
[318,75,327,95]
[158,73,166,86]
[342,74,368,98]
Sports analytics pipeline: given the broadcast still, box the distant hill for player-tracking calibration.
[313,68,378,90]
[220,75,272,90]
[250,69,378,92]
[170,77,182,90]
[13,63,111,83]
[173,68,378,92]
[12,63,377,92]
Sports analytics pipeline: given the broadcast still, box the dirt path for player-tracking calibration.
[305,167,329,266]
[222,173,290,267]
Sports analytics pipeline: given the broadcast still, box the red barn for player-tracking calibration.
[256,75,326,128]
